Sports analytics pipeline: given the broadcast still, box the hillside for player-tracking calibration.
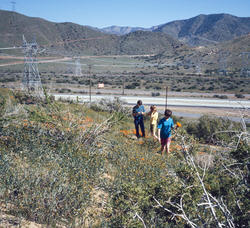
[0,89,249,227]
[119,30,183,55]
[98,14,250,47]
[154,14,250,46]
[0,10,181,56]
[0,10,120,56]
[150,34,250,73]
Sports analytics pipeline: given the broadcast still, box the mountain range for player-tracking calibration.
[0,10,181,56]
[0,10,249,57]
[102,14,250,46]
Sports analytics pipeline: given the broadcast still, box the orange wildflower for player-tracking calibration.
[176,122,182,128]
[85,117,93,122]
[120,130,131,136]
[133,129,143,136]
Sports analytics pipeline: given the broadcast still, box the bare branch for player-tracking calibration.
[134,212,147,228]
[153,196,197,228]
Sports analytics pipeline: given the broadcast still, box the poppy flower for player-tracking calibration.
[176,122,182,127]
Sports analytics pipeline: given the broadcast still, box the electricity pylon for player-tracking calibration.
[219,51,229,75]
[241,52,250,76]
[75,58,82,76]
[22,35,44,96]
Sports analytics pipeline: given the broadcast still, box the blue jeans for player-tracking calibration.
[134,118,145,138]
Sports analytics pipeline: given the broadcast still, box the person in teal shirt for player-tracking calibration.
[132,100,145,138]
[157,109,174,156]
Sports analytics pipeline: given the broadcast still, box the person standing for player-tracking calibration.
[132,100,145,138]
[157,109,174,156]
[148,105,158,139]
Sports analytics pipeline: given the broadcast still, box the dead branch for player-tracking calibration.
[153,196,197,228]
[134,212,147,228]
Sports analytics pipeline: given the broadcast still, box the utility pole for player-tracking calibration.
[165,86,168,109]
[88,64,92,104]
[122,71,126,95]
[22,35,44,97]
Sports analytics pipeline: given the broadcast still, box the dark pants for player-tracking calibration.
[134,118,145,138]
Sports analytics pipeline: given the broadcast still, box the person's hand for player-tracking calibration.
[158,137,161,143]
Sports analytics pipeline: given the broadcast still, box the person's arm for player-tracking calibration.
[132,107,137,117]
[155,112,158,120]
[141,106,145,115]
[171,119,174,129]
[157,120,162,142]
[157,128,161,142]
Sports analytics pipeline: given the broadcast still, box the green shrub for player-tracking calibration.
[0,90,248,227]
[151,92,160,97]
[235,93,245,99]
[186,115,240,143]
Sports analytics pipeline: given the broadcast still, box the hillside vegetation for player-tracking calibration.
[0,10,181,56]
[99,14,250,47]
[0,88,249,227]
[155,13,250,46]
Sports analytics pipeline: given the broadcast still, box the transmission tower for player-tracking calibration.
[22,35,44,96]
[219,51,229,75]
[241,52,250,76]
[75,58,82,76]
[11,1,16,12]
[194,56,202,74]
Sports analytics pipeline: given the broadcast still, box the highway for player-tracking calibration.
[53,94,250,109]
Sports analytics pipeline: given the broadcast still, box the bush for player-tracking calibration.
[57,88,71,93]
[213,94,228,99]
[125,84,136,89]
[186,115,240,143]
[235,93,245,99]
[0,90,248,227]
[151,92,160,97]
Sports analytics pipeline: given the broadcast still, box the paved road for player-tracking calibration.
[53,94,250,109]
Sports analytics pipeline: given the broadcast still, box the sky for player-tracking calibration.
[0,0,250,28]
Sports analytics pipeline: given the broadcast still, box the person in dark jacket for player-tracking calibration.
[132,100,145,138]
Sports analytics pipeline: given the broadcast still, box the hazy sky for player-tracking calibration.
[1,0,250,28]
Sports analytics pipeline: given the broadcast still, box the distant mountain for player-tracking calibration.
[0,10,181,56]
[154,14,250,46]
[101,14,250,46]
[101,26,149,35]
[101,25,160,35]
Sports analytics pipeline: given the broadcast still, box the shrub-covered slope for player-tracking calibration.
[0,89,249,227]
